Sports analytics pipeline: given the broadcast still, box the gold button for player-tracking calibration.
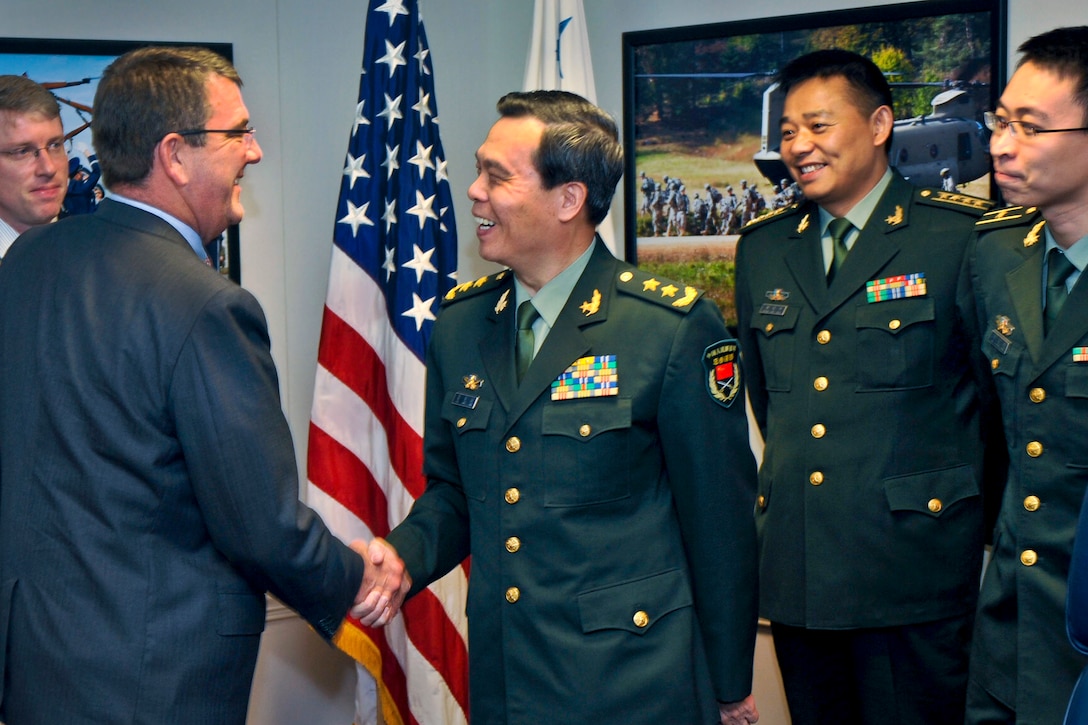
[633,610,650,628]
[505,488,520,504]
[765,323,775,333]
[1024,495,1041,512]
[579,424,591,437]
[456,417,467,428]
[991,358,1000,370]
[809,471,824,486]
[1026,441,1043,458]
[817,330,831,344]
[814,376,829,392]
[505,536,521,553]
[506,436,522,453]
[620,271,634,282]
[1029,388,1046,403]
[811,424,826,439]
[1021,550,1038,566]
[888,319,901,330]
[757,494,766,508]
[506,587,521,603]
[928,498,943,513]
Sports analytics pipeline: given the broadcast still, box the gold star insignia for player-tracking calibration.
[661,284,679,298]
[643,277,661,292]
[580,289,602,316]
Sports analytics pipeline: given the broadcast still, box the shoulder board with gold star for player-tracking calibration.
[441,270,511,306]
[616,267,703,314]
[738,202,803,233]
[914,188,993,216]
[974,205,1043,230]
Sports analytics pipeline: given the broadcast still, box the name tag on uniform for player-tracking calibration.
[986,329,1011,356]
[452,393,479,409]
[758,303,788,316]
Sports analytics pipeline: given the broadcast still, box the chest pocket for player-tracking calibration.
[441,395,495,501]
[855,297,935,391]
[751,304,800,392]
[541,397,632,506]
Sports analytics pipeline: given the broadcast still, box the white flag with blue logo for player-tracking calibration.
[523,0,618,254]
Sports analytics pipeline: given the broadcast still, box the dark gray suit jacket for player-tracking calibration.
[0,199,363,724]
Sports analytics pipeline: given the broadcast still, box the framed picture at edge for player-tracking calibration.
[621,0,1007,329]
[0,37,241,285]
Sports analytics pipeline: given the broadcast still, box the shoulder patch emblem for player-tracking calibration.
[916,188,994,215]
[704,339,741,408]
[442,270,510,305]
[617,268,702,313]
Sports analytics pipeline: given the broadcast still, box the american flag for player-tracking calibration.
[305,0,467,723]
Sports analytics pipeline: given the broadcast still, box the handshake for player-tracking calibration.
[348,538,412,627]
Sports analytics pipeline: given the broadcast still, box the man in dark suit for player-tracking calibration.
[355,91,760,724]
[963,26,1088,725]
[734,49,994,724]
[0,46,391,724]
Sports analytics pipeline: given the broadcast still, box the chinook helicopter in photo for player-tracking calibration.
[754,79,992,189]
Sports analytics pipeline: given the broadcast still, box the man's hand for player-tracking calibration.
[348,538,411,627]
[719,695,759,725]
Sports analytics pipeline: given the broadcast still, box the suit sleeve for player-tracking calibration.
[1070,487,1088,655]
[170,286,364,639]
[659,298,759,702]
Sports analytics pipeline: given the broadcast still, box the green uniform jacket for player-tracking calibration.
[966,206,1088,724]
[386,240,759,725]
[735,174,993,628]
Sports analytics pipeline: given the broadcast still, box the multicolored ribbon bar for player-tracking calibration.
[866,273,927,303]
[551,355,618,400]
[1074,347,1088,363]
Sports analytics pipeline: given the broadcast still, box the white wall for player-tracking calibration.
[4,0,1087,723]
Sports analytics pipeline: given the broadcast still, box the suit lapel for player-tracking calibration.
[478,282,519,413]
[500,243,612,432]
[825,179,911,309]
[1036,262,1088,375]
[1006,244,1045,365]
[783,203,832,313]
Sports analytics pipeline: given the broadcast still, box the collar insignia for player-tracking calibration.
[797,214,811,234]
[1024,220,1046,247]
[885,205,904,226]
[579,289,602,316]
[494,289,510,314]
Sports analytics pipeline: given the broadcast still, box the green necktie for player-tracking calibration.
[826,217,854,285]
[1045,248,1076,334]
[516,300,539,383]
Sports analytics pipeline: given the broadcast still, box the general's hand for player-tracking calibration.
[348,538,411,627]
[719,695,759,725]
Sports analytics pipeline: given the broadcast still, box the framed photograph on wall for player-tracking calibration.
[621,0,1007,328]
[0,37,241,284]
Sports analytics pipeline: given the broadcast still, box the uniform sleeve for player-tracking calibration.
[171,286,364,639]
[385,318,472,597]
[734,233,768,435]
[658,298,759,702]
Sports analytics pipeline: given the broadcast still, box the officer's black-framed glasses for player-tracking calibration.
[984,111,1088,138]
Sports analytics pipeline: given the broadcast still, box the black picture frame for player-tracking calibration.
[0,37,241,285]
[621,0,1007,328]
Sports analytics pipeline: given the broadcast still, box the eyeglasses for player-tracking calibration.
[984,111,1088,139]
[0,140,67,164]
[172,127,256,143]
